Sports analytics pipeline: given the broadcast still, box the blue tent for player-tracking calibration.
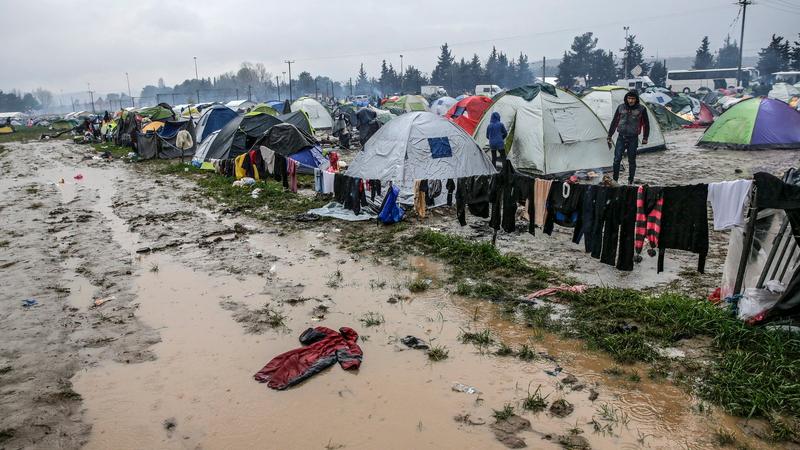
[195,104,238,144]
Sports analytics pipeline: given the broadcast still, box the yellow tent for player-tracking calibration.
[0,126,14,135]
[141,121,164,133]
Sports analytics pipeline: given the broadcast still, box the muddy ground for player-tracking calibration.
[0,131,798,449]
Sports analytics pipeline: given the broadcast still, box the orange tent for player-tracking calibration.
[141,121,164,133]
[445,96,492,135]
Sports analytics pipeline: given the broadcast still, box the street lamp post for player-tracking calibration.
[623,26,630,78]
[125,72,133,108]
[87,83,95,114]
[400,54,404,93]
[194,56,199,80]
[284,60,295,103]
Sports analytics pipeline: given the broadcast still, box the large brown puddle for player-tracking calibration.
[71,226,773,449]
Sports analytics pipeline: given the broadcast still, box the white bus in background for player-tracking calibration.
[475,85,502,97]
[615,76,655,90]
[773,71,800,86]
[666,67,759,93]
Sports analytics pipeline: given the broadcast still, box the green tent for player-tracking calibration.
[382,95,429,114]
[51,119,79,130]
[245,103,278,117]
[648,103,692,131]
[137,103,176,121]
[698,97,800,149]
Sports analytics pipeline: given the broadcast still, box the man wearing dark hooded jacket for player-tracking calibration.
[486,112,508,167]
[607,90,649,184]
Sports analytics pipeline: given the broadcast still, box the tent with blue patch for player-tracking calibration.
[345,111,496,205]
[194,104,239,144]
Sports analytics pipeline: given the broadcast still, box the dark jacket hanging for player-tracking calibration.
[657,184,709,273]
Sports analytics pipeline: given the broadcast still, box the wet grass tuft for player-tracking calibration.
[427,344,449,361]
[359,312,384,327]
[459,329,494,348]
[492,404,515,421]
[522,385,549,412]
[495,342,515,357]
[407,278,430,293]
[517,344,536,361]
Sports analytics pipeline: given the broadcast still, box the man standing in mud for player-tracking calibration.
[607,90,649,185]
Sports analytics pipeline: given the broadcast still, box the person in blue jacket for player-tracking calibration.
[486,112,508,167]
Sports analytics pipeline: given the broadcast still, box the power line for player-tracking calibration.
[760,2,800,15]
[767,0,800,11]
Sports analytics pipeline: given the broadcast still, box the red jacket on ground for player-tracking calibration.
[254,326,362,390]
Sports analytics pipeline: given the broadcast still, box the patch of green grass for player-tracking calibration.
[627,370,641,383]
[149,263,159,273]
[326,268,343,288]
[492,404,515,421]
[459,329,494,348]
[495,342,515,357]
[427,344,449,361]
[407,278,430,293]
[359,312,384,327]
[92,142,131,158]
[522,384,549,411]
[157,163,326,216]
[517,344,536,361]
[521,304,553,328]
[0,126,58,144]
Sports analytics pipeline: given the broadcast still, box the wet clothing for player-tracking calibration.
[455,175,495,226]
[608,91,650,184]
[486,112,508,150]
[254,326,362,390]
[634,186,663,259]
[613,135,638,184]
[657,184,709,273]
[589,186,637,271]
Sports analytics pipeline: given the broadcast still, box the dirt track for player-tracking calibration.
[0,135,796,449]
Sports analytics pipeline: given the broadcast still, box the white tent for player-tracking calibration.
[431,96,457,116]
[226,100,256,112]
[291,97,333,130]
[474,84,611,174]
[345,112,496,184]
[768,83,800,103]
[639,91,672,106]
[582,86,667,153]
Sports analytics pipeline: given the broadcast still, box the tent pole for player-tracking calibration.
[734,187,757,295]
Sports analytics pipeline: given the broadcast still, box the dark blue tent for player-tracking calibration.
[195,105,239,144]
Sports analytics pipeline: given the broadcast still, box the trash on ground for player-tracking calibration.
[400,335,429,350]
[93,296,115,307]
[452,382,481,394]
[22,298,38,308]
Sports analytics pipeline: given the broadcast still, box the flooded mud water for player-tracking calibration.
[1,136,794,449]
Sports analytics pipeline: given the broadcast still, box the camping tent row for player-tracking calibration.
[473,83,612,175]
[382,95,430,115]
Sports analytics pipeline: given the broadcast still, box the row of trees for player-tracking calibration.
[694,33,800,78]
[0,91,40,112]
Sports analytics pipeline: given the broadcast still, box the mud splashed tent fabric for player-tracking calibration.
[445,95,492,135]
[279,110,314,135]
[582,86,666,152]
[431,96,457,116]
[290,97,333,130]
[345,112,496,183]
[647,103,693,131]
[698,97,800,150]
[204,115,244,160]
[382,95,429,114]
[474,83,611,174]
[194,104,238,144]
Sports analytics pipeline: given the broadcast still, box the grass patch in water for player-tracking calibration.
[407,278,430,293]
[560,287,800,426]
[522,384,549,411]
[427,344,449,361]
[492,404,515,421]
[459,329,494,348]
[158,162,325,216]
[359,312,384,327]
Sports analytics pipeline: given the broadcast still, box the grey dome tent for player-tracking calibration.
[345,112,496,183]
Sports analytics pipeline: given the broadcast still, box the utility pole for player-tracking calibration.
[125,72,132,99]
[87,83,95,113]
[276,75,281,101]
[542,56,546,81]
[623,26,630,78]
[194,56,199,80]
[400,54,404,92]
[248,85,252,101]
[314,78,318,99]
[736,0,752,87]
[285,60,295,103]
[349,78,353,97]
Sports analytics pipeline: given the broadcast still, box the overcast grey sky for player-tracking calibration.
[1,0,797,96]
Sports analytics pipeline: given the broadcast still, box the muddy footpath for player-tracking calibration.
[0,131,797,449]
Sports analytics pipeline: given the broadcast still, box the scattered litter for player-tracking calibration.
[544,366,563,376]
[93,296,115,307]
[526,284,586,300]
[269,264,277,274]
[232,177,256,187]
[58,178,65,184]
[295,213,321,222]
[251,188,262,199]
[255,252,263,259]
[400,335,429,350]
[454,413,486,426]
[73,173,84,180]
[452,382,481,394]
[22,298,38,308]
